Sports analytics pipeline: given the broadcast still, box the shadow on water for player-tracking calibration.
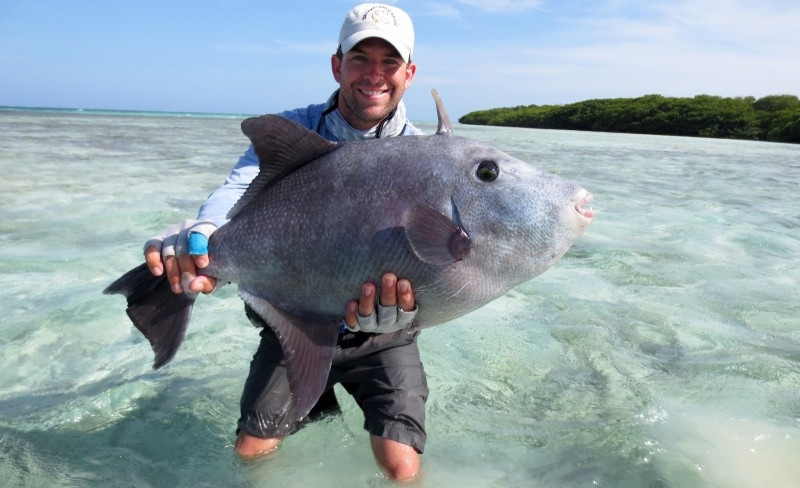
[0,374,245,488]
[0,369,400,488]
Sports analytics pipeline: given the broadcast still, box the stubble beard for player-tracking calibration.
[341,85,402,129]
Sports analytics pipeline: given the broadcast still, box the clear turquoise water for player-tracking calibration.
[1,109,798,487]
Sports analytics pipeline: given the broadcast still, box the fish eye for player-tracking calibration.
[476,160,499,182]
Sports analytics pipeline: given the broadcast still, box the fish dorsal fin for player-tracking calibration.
[432,89,453,136]
[238,289,341,422]
[227,115,337,220]
[403,204,471,265]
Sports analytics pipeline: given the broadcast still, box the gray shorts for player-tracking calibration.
[238,305,429,453]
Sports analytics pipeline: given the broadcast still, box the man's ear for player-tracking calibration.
[331,54,342,83]
[404,62,417,88]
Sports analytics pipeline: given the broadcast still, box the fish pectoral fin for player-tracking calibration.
[103,263,196,369]
[402,204,471,265]
[238,290,340,422]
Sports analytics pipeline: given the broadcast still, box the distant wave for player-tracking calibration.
[0,105,255,120]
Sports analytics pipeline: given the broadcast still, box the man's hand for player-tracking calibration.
[344,272,417,333]
[143,219,218,294]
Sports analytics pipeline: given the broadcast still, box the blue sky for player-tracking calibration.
[1,0,798,120]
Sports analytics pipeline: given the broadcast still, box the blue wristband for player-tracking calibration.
[188,232,209,255]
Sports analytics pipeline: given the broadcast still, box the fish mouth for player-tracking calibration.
[574,189,596,223]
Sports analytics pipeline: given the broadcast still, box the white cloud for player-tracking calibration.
[422,3,463,19]
[455,0,544,13]
[576,0,800,54]
[408,0,800,118]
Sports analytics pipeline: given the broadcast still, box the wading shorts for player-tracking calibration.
[238,304,429,453]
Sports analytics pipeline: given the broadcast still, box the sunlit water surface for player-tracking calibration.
[1,109,798,487]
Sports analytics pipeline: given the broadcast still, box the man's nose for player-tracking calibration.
[365,60,384,79]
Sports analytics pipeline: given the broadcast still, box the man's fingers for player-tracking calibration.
[176,253,199,293]
[344,300,359,329]
[159,252,215,295]
[188,255,215,293]
[344,275,416,334]
[193,254,210,269]
[397,279,415,311]
[358,282,376,317]
[187,276,217,294]
[380,273,398,307]
[164,255,182,294]
[145,246,164,276]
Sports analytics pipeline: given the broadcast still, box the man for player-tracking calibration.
[143,4,426,481]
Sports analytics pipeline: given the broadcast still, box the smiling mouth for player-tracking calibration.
[358,87,389,98]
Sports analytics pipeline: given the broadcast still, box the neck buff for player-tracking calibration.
[317,90,408,140]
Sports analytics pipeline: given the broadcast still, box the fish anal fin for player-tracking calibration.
[239,290,340,421]
[402,204,471,265]
[103,263,196,369]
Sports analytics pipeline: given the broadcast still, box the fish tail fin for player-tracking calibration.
[103,263,196,369]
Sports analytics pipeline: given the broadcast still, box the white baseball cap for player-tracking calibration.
[338,3,415,62]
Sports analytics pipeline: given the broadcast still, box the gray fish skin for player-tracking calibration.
[211,129,590,326]
[105,92,594,422]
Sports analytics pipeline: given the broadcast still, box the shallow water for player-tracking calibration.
[1,109,798,487]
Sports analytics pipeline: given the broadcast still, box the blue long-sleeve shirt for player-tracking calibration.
[197,101,422,226]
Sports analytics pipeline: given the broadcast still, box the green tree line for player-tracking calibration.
[458,94,800,143]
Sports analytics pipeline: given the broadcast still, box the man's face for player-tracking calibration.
[331,38,416,131]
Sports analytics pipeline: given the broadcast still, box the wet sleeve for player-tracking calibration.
[196,145,260,227]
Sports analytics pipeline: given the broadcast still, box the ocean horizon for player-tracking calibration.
[0,105,255,120]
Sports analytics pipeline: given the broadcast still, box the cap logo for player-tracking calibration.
[363,6,397,26]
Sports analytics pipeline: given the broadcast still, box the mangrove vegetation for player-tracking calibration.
[458,94,800,143]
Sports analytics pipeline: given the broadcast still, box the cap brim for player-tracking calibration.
[340,30,411,62]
